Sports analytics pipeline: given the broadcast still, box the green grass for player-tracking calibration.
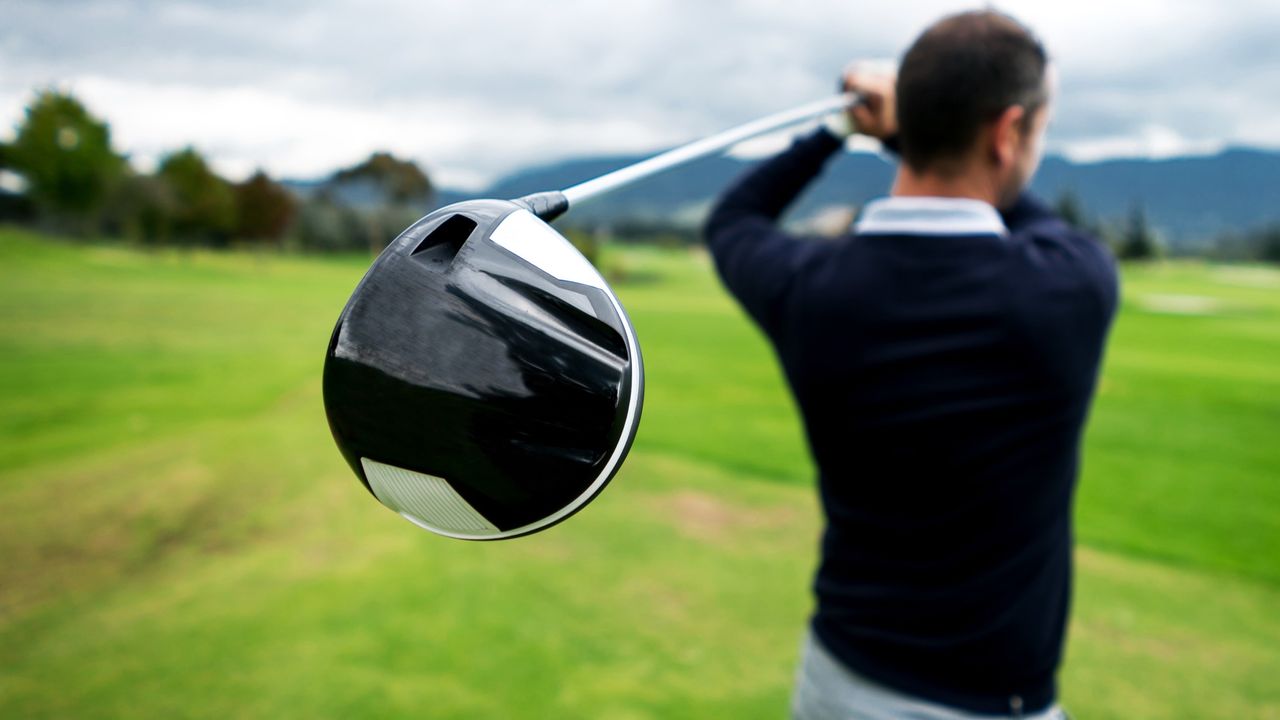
[1,227,1277,719]
[1079,264,1280,584]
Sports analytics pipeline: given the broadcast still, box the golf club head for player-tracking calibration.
[323,199,643,540]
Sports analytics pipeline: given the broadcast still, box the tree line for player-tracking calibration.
[3,89,1277,262]
[0,89,433,252]
[1052,190,1280,264]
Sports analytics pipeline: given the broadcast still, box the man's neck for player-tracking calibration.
[891,166,1000,206]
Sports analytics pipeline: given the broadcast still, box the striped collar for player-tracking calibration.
[854,196,1008,237]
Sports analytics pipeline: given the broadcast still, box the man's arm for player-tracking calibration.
[702,129,844,336]
[702,68,895,336]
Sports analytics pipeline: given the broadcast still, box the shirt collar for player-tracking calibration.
[854,196,1008,237]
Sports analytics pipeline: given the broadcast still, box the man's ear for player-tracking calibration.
[989,105,1026,168]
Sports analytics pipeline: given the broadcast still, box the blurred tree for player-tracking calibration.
[1054,189,1085,230]
[102,172,176,245]
[326,153,435,252]
[1256,224,1280,264]
[356,205,430,253]
[1053,188,1111,243]
[293,192,367,252]
[234,170,297,244]
[7,89,125,230]
[1118,203,1160,261]
[1210,229,1244,262]
[157,147,235,246]
[333,152,433,205]
[1211,223,1280,264]
[612,218,700,246]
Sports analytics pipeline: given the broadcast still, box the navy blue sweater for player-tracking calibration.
[704,130,1117,715]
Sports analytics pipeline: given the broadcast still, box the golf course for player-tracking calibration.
[1,226,1277,718]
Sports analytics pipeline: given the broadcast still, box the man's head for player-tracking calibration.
[896,10,1051,206]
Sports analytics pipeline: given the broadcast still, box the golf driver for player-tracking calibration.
[323,93,858,540]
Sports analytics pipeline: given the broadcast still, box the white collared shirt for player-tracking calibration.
[854,196,1009,237]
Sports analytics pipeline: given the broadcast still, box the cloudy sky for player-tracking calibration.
[3,0,1278,188]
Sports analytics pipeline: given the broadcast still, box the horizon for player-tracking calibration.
[381,141,1280,195]
[274,137,1280,192]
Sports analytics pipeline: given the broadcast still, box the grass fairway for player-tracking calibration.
[1,226,1278,719]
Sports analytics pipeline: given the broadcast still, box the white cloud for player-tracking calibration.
[31,75,691,188]
[1058,125,1226,163]
[2,0,1278,188]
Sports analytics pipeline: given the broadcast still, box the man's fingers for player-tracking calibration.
[850,103,876,130]
[842,70,865,94]
[842,73,880,104]
[837,60,898,140]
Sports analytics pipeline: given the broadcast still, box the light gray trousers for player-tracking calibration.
[790,631,1067,720]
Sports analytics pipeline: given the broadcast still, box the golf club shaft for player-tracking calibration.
[559,93,859,207]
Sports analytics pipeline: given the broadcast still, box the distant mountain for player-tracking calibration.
[429,145,1280,248]
[1031,149,1280,246]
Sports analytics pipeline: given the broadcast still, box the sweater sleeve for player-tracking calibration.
[702,129,844,336]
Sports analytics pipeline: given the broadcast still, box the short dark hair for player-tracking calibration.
[896,10,1048,173]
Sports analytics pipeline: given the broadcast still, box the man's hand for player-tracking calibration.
[841,65,898,141]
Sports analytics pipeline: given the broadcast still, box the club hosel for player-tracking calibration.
[512,191,570,222]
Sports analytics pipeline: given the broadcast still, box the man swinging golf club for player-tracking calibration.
[704,10,1117,719]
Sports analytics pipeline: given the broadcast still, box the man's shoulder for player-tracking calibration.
[1010,216,1117,286]
[1005,217,1120,334]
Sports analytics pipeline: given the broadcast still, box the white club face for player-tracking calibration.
[487,209,609,290]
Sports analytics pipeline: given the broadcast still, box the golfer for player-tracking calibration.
[704,10,1116,719]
